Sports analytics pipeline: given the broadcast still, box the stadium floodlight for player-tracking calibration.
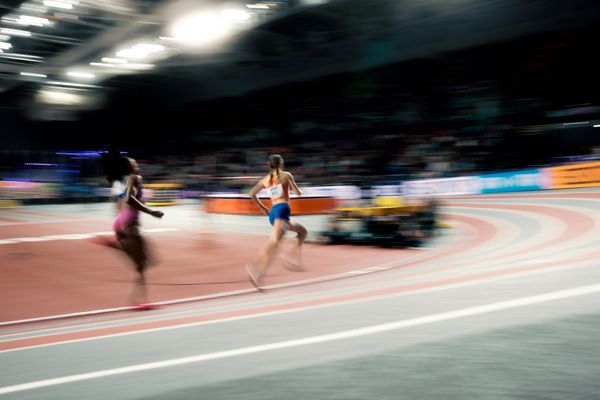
[0,53,43,62]
[246,4,269,9]
[102,57,127,64]
[171,12,227,45]
[1,16,17,24]
[222,9,251,22]
[121,63,155,70]
[116,43,164,60]
[67,70,95,80]
[46,80,98,88]
[170,10,244,46]
[20,3,49,13]
[90,62,116,68]
[562,121,589,126]
[37,88,83,105]
[0,42,11,50]
[17,15,50,27]
[20,72,47,78]
[43,1,73,10]
[0,28,31,37]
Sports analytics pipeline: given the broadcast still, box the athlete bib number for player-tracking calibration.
[268,184,284,200]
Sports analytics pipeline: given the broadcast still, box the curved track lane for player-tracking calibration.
[2,189,600,399]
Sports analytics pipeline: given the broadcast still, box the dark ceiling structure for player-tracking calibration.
[0,0,599,121]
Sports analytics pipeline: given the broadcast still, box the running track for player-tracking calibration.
[1,189,600,399]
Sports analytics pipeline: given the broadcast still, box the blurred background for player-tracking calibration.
[1,0,599,202]
[4,2,600,399]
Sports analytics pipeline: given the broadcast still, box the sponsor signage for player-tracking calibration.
[479,169,549,193]
[549,161,600,189]
[402,176,481,197]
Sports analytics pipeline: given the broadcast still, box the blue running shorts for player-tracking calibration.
[269,202,291,226]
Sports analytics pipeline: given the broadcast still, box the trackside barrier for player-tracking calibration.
[256,186,362,200]
[402,177,481,197]
[401,162,600,197]
[548,161,600,189]
[0,181,59,200]
[204,196,338,215]
[478,169,550,194]
[402,169,552,197]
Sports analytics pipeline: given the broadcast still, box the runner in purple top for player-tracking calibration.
[113,157,164,309]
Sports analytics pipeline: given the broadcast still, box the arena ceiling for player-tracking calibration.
[0,0,599,120]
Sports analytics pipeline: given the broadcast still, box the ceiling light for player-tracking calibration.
[562,121,589,126]
[90,62,116,67]
[67,71,95,80]
[0,42,12,50]
[0,53,43,62]
[121,63,155,70]
[37,89,83,105]
[3,53,42,59]
[116,43,164,59]
[171,12,234,45]
[46,80,99,88]
[222,9,251,22]
[43,1,74,10]
[21,3,49,12]
[0,34,9,41]
[101,57,127,64]
[246,4,269,9]
[17,15,50,27]
[20,72,47,78]
[0,28,31,37]
[1,16,18,24]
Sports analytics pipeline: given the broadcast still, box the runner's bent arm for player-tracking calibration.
[250,179,269,215]
[287,172,302,196]
[125,176,163,218]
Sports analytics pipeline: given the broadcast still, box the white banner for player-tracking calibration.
[402,176,481,197]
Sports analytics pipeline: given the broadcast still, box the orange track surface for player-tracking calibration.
[0,220,423,322]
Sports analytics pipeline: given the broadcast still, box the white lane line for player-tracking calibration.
[0,215,466,327]
[0,259,596,353]
[0,219,80,227]
[0,226,463,328]
[1,282,599,396]
[0,228,179,245]
[0,307,138,328]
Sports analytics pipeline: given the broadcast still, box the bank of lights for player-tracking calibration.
[37,89,83,105]
[67,71,95,80]
[246,4,269,9]
[101,57,127,64]
[0,28,31,37]
[21,72,47,78]
[90,61,154,70]
[43,1,74,10]
[170,8,251,45]
[116,43,164,60]
[16,15,50,27]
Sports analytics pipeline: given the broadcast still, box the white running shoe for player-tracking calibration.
[245,264,263,290]
[283,256,305,272]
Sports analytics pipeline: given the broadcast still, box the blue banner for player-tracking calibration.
[479,169,548,194]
